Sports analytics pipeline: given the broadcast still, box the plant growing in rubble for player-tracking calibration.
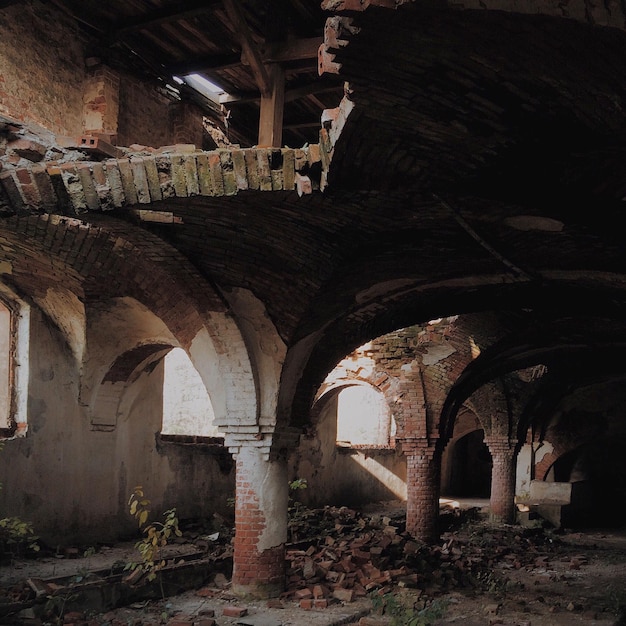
[371,591,448,626]
[0,443,40,559]
[287,478,309,542]
[0,516,40,558]
[125,486,182,598]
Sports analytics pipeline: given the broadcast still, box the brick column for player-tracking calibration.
[232,446,288,598]
[484,435,517,523]
[401,438,441,542]
[82,63,120,141]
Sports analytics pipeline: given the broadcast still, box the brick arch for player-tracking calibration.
[448,406,484,444]
[464,380,512,438]
[90,342,171,431]
[314,371,399,444]
[0,144,323,216]
[0,214,259,442]
[534,449,560,482]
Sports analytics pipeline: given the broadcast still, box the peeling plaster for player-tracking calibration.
[421,343,456,365]
[535,441,554,464]
[240,446,288,550]
[34,287,86,365]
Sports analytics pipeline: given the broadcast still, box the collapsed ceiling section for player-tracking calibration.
[43,0,344,148]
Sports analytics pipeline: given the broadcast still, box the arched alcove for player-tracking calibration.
[444,429,491,498]
[545,436,626,528]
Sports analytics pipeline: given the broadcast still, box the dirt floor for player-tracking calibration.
[1,501,625,626]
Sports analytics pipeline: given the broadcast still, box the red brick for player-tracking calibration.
[222,606,248,618]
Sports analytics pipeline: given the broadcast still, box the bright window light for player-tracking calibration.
[184,73,225,95]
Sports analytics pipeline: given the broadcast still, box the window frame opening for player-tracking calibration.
[335,383,396,452]
[0,286,30,439]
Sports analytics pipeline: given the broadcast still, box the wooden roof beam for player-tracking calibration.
[166,37,320,77]
[111,0,221,38]
[259,37,321,64]
[222,0,270,96]
[219,80,341,105]
[258,64,285,147]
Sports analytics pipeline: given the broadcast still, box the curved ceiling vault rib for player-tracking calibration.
[517,367,626,442]
[440,338,626,441]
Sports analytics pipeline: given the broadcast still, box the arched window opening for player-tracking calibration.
[161,347,223,438]
[336,385,394,448]
[0,300,11,431]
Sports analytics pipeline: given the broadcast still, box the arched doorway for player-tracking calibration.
[445,430,491,498]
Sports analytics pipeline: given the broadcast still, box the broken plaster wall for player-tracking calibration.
[290,394,407,508]
[0,306,234,546]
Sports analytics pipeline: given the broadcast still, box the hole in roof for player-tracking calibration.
[175,73,226,101]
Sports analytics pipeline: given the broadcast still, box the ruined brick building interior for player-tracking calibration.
[1,0,626,622]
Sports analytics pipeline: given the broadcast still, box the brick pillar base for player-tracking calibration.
[232,447,288,598]
[401,439,441,543]
[485,436,517,524]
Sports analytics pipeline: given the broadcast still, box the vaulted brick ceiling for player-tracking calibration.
[3,1,626,423]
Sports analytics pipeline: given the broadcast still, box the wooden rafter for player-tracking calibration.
[260,37,321,64]
[219,80,341,105]
[111,0,221,38]
[166,36,321,77]
[222,0,270,96]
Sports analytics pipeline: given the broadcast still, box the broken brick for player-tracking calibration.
[222,606,248,618]
[294,587,313,600]
[333,588,354,603]
[8,138,47,161]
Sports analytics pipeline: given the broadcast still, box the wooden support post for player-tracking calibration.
[258,64,285,148]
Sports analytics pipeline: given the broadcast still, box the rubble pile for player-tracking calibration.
[282,505,566,609]
[3,504,615,625]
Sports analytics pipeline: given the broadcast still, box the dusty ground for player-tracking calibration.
[1,503,625,625]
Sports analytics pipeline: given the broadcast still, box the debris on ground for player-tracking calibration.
[1,504,625,625]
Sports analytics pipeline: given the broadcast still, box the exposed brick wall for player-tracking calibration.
[0,2,86,136]
[0,3,205,153]
[534,450,558,481]
[232,456,285,597]
[325,321,470,441]
[485,436,517,523]
[117,76,174,149]
[169,102,205,148]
